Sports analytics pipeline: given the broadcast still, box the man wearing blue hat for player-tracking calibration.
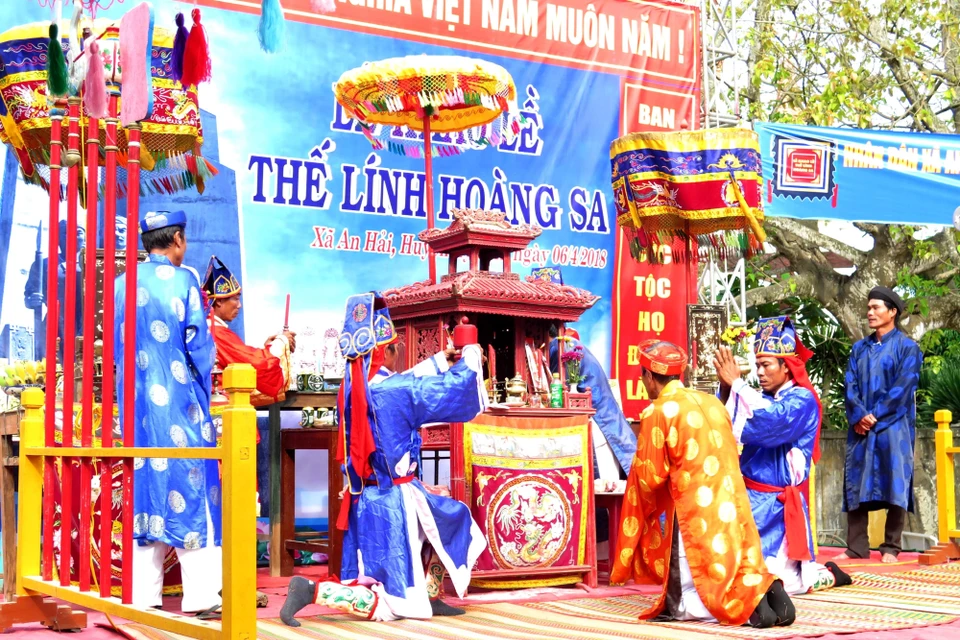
[280,294,488,624]
[714,317,851,597]
[202,255,296,407]
[114,210,222,613]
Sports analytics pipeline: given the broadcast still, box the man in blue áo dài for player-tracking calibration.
[281,294,488,624]
[714,317,851,595]
[836,287,922,564]
[547,326,636,481]
[115,210,221,613]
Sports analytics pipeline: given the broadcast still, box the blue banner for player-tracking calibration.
[756,122,960,226]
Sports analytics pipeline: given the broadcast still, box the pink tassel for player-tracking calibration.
[310,0,337,13]
[84,40,107,119]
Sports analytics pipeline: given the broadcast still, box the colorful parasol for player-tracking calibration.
[334,55,520,282]
[0,19,215,198]
[610,128,767,263]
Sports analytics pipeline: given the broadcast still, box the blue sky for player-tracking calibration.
[0,2,622,366]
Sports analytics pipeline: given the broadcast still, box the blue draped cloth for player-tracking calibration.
[340,357,484,600]
[115,254,220,549]
[737,384,820,559]
[549,337,636,475]
[844,329,922,513]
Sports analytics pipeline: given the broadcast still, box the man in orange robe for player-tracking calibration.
[611,340,795,629]
[202,256,296,406]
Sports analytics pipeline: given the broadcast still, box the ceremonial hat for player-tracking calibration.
[140,210,186,234]
[565,328,580,340]
[373,307,397,347]
[754,316,799,357]
[868,286,905,316]
[202,255,241,299]
[638,339,686,376]
[340,291,393,360]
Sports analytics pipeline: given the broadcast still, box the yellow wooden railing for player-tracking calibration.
[934,410,958,543]
[14,364,258,640]
[919,409,960,565]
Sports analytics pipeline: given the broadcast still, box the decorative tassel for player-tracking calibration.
[67,0,86,94]
[83,39,107,118]
[172,13,188,81]
[46,24,69,98]
[181,8,211,89]
[258,0,285,53]
[310,0,336,13]
[140,142,156,171]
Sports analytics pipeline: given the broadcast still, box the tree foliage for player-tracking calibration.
[740,0,960,344]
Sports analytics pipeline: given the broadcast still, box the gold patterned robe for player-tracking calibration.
[611,381,775,625]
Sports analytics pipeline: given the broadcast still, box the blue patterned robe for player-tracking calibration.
[340,352,486,617]
[844,329,922,513]
[549,337,637,475]
[729,381,820,560]
[115,254,220,549]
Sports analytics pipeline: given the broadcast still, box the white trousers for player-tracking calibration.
[592,420,620,480]
[132,499,222,613]
[676,533,718,622]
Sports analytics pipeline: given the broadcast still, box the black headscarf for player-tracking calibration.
[868,286,904,316]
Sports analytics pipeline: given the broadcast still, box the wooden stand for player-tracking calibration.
[0,595,87,632]
[918,541,960,565]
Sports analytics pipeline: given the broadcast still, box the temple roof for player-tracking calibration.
[383,270,600,322]
[419,208,542,253]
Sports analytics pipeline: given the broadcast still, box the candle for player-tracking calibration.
[284,293,291,330]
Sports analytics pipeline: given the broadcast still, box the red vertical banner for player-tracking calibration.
[611,35,701,417]
[610,231,694,418]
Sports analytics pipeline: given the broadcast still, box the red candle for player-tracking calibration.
[284,293,291,329]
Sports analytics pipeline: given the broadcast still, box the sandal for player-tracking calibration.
[196,590,223,621]
[194,590,267,618]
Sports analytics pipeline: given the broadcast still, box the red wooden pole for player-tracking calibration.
[59,96,81,587]
[79,105,100,592]
[42,104,65,583]
[99,89,119,597]
[121,123,142,604]
[423,117,436,284]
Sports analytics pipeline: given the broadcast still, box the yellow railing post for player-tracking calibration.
[934,410,955,543]
[221,363,257,640]
[810,463,818,556]
[17,389,44,596]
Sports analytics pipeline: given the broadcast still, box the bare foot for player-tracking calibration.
[881,553,898,563]
[832,551,853,560]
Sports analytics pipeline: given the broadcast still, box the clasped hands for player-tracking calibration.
[854,414,877,435]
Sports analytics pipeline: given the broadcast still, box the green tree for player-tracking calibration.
[740,0,960,342]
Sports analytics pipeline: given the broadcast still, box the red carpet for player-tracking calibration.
[3,549,959,639]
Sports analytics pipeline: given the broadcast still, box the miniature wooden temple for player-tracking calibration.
[383,208,603,589]
[383,208,599,381]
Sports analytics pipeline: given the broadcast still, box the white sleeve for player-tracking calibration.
[460,344,489,414]
[726,379,772,444]
[268,335,288,358]
[405,352,449,377]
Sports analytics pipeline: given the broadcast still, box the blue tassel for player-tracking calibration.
[172,13,188,80]
[258,0,285,53]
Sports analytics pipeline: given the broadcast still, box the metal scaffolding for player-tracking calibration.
[699,0,752,320]
[700,0,748,128]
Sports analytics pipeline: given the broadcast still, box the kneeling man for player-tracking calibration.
[714,316,851,595]
[281,295,488,623]
[612,340,794,629]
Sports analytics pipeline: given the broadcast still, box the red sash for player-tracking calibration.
[743,476,812,562]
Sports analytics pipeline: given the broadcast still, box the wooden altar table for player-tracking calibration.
[273,406,599,591]
[266,391,336,577]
